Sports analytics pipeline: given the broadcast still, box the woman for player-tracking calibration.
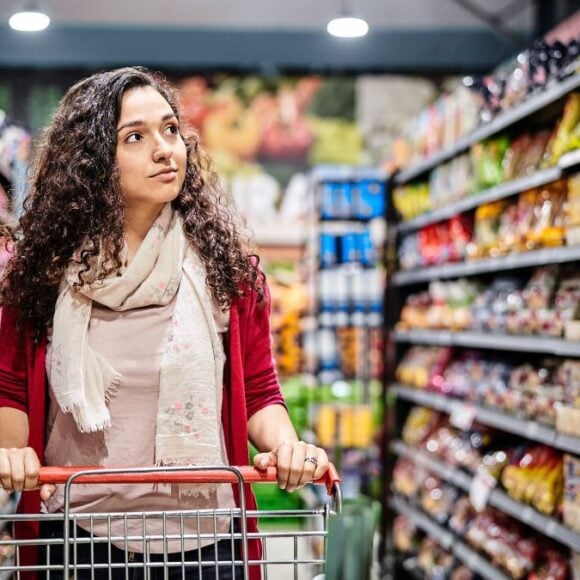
[0,67,328,579]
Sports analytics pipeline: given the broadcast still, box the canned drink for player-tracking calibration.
[320,233,338,267]
[334,181,353,219]
[320,181,336,219]
[340,233,359,263]
[355,179,386,219]
[357,230,376,267]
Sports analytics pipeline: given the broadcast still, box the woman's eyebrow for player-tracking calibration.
[117,113,177,133]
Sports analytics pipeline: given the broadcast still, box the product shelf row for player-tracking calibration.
[391,384,580,455]
[389,495,509,580]
[394,73,580,185]
[392,440,580,552]
[393,329,580,357]
[397,166,562,234]
[392,245,580,286]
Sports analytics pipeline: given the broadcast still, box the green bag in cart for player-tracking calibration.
[324,497,380,580]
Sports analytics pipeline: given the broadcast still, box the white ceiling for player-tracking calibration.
[1,0,535,31]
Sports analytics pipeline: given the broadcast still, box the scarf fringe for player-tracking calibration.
[77,418,112,433]
[155,458,221,500]
[155,457,221,468]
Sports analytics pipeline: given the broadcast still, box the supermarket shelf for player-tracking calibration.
[397,166,563,234]
[389,495,509,580]
[393,245,580,286]
[391,384,580,454]
[392,440,471,489]
[392,441,580,552]
[393,329,580,357]
[394,73,580,184]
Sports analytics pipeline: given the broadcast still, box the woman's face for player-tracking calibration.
[115,86,187,213]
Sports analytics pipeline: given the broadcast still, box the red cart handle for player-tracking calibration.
[39,464,341,496]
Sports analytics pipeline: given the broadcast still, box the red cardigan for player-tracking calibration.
[0,284,284,580]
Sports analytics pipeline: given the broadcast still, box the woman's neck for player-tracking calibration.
[124,203,164,265]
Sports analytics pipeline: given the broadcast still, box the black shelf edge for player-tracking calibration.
[389,495,510,580]
[393,245,580,286]
[391,384,580,455]
[394,74,580,185]
[397,166,563,234]
[393,329,580,357]
[392,441,580,552]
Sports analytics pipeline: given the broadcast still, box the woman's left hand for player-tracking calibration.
[253,440,329,492]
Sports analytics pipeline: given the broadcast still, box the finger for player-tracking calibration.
[23,448,40,491]
[0,450,12,492]
[8,450,25,492]
[295,445,319,489]
[275,441,294,490]
[312,448,330,481]
[286,443,307,492]
[40,484,57,502]
[253,452,276,470]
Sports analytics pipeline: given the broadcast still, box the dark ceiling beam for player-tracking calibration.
[497,0,532,20]
[0,25,524,73]
[446,0,529,47]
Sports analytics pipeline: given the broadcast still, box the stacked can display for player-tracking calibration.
[315,174,385,384]
[304,167,386,498]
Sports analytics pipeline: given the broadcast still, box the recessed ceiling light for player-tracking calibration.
[327,16,369,38]
[9,8,51,32]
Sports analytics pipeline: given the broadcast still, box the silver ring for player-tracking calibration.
[304,456,318,467]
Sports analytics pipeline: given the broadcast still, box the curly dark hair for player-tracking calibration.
[1,67,264,340]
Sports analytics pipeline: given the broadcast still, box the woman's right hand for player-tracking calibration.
[0,447,56,500]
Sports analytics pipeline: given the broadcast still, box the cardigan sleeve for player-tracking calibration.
[0,306,28,412]
[243,281,286,420]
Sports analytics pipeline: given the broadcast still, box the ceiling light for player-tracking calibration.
[327,16,369,38]
[9,4,50,32]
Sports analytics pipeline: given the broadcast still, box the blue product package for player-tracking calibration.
[320,233,338,268]
[340,233,359,263]
[356,179,386,219]
[357,230,376,267]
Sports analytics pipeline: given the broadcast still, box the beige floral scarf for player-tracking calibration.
[46,203,227,481]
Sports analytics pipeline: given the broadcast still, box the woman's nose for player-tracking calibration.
[152,136,173,162]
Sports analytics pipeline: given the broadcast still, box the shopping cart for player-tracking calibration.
[0,464,341,579]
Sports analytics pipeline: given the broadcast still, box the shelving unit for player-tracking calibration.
[392,441,580,552]
[394,329,580,357]
[391,384,580,454]
[393,245,580,286]
[394,73,580,184]
[389,495,510,580]
[384,67,580,577]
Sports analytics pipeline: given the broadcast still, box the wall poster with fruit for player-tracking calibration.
[176,74,366,231]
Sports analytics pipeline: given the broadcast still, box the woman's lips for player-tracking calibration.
[151,170,177,182]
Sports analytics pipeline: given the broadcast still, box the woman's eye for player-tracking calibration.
[126,133,142,143]
[166,124,179,135]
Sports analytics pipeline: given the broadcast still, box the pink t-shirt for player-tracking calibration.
[43,298,235,553]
